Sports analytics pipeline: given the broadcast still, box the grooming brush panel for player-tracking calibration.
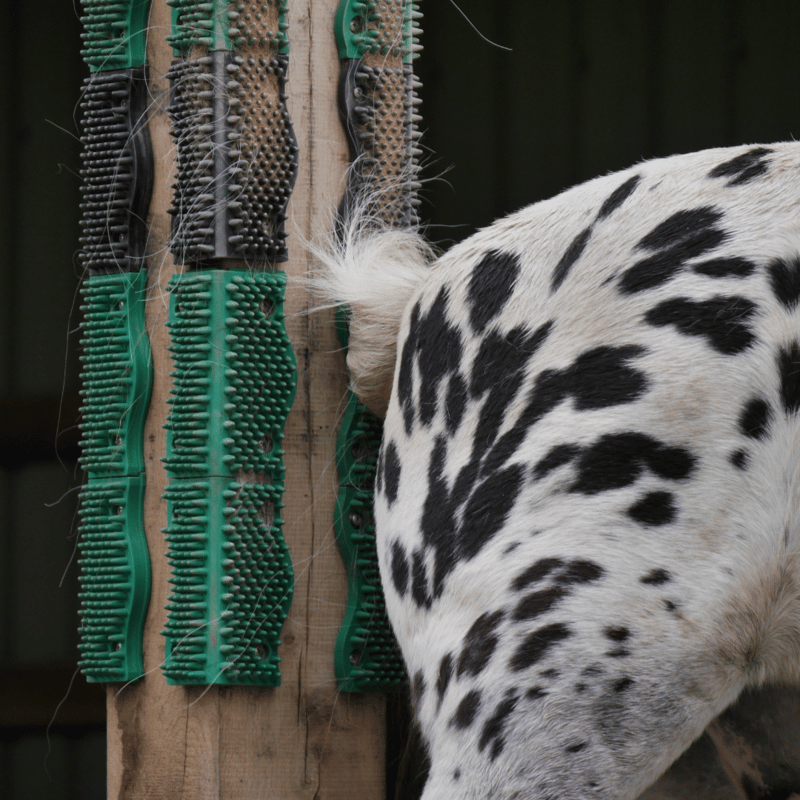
[78,68,153,275]
[77,475,150,682]
[81,0,151,71]
[167,1,298,264]
[162,476,293,686]
[331,0,423,693]
[334,396,404,692]
[164,270,296,479]
[163,269,296,686]
[79,271,153,479]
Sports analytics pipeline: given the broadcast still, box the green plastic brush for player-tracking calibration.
[162,271,296,686]
[331,0,423,692]
[76,0,154,683]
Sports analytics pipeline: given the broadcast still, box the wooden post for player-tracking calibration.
[106,1,387,797]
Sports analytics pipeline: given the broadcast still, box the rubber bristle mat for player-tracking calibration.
[333,0,422,692]
[163,477,293,685]
[77,476,149,682]
[167,1,298,264]
[77,270,153,683]
[334,397,404,691]
[162,270,296,685]
[79,68,153,273]
[168,0,289,54]
[81,0,150,71]
[79,271,152,478]
[348,62,423,227]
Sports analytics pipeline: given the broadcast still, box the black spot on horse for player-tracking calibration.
[571,432,695,495]
[421,438,525,599]
[468,322,553,461]
[768,256,800,309]
[512,558,565,592]
[411,547,432,610]
[471,324,552,397]
[730,448,749,470]
[604,626,631,642]
[411,670,426,708]
[398,301,421,434]
[606,648,631,658]
[534,443,581,479]
[510,622,572,672]
[383,440,401,505]
[597,174,641,220]
[620,207,728,293]
[513,586,568,621]
[417,288,464,425]
[539,668,559,679]
[556,559,605,585]
[664,599,678,612]
[565,741,588,754]
[565,346,650,410]
[708,147,773,186]
[482,346,649,476]
[739,398,771,440]
[778,342,800,414]
[613,676,634,693]
[468,250,522,333]
[479,689,518,761]
[627,490,677,526]
[450,689,481,729]
[459,464,525,561]
[552,227,592,291]
[527,686,547,701]
[640,568,671,585]
[647,295,757,354]
[436,653,453,710]
[636,206,726,253]
[457,610,505,678]
[445,372,468,434]
[693,256,755,278]
[390,540,409,597]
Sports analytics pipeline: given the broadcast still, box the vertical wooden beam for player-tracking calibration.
[106,1,386,797]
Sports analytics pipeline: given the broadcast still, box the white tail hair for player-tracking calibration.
[309,206,436,416]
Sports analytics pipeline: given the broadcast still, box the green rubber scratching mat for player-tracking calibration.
[162,270,296,685]
[332,0,423,692]
[77,273,153,683]
[334,396,404,692]
[77,0,155,688]
[78,272,153,479]
[77,476,149,682]
[81,0,151,71]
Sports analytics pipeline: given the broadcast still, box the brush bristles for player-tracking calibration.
[163,270,296,686]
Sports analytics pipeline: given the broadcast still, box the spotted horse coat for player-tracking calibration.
[322,143,800,799]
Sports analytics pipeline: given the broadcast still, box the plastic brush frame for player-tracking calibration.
[166,0,298,264]
[331,0,422,693]
[76,0,154,683]
[162,270,296,686]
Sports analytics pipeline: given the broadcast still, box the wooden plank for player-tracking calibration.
[106,2,386,797]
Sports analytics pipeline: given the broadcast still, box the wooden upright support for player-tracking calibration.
[106,1,386,796]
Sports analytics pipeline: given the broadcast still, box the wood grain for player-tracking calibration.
[106,2,386,797]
